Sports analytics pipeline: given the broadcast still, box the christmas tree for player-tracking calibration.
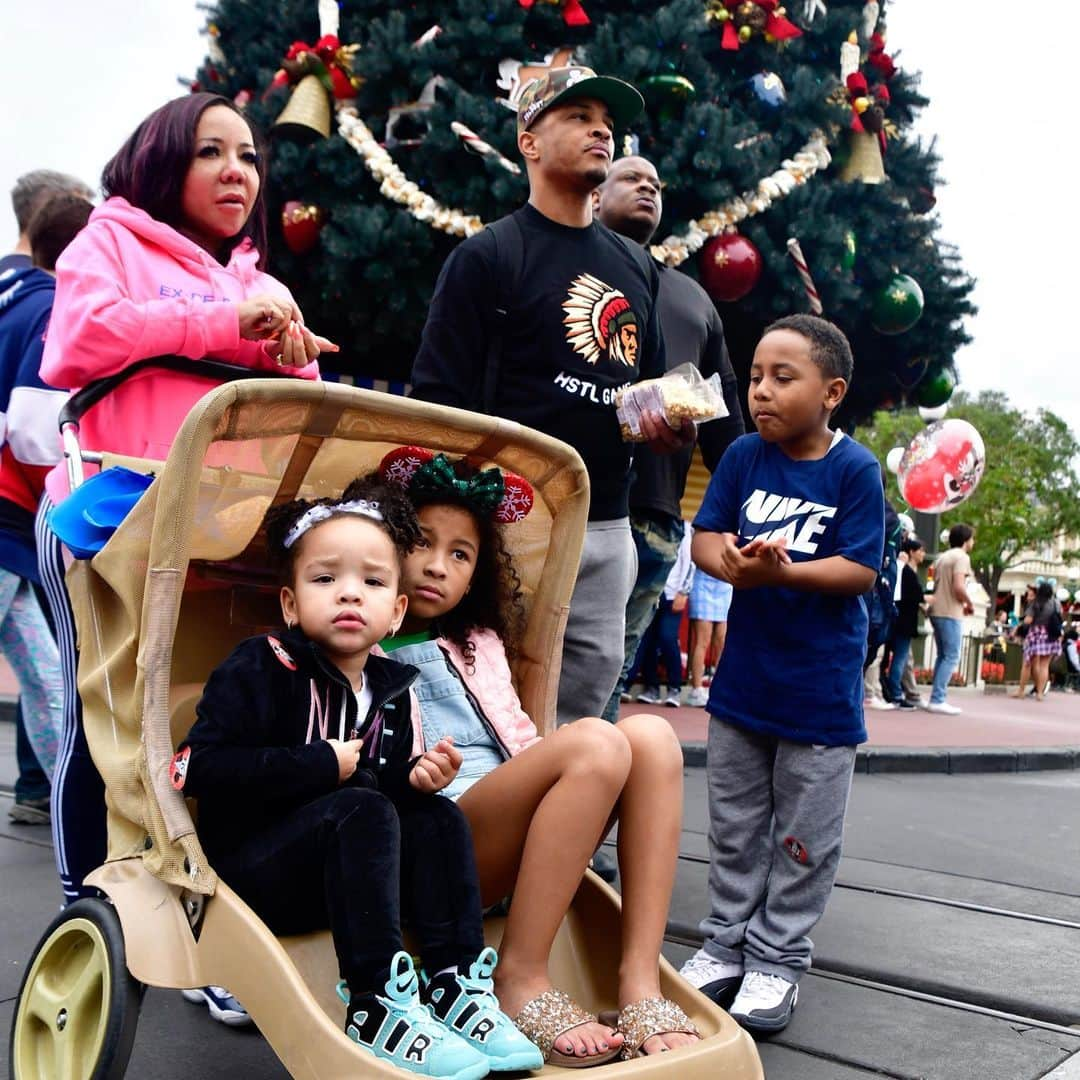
[193,0,974,427]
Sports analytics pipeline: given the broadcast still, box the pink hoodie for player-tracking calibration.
[41,197,319,503]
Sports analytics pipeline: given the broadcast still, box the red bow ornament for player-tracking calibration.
[709,0,802,51]
[517,0,591,27]
[267,34,360,99]
[867,32,897,80]
[846,72,889,153]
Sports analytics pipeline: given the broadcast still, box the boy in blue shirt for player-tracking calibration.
[678,315,884,1034]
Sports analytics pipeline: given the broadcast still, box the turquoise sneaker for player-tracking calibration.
[422,948,544,1072]
[338,952,490,1079]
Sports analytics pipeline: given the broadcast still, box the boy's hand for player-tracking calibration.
[409,737,463,793]
[715,533,787,589]
[327,738,364,782]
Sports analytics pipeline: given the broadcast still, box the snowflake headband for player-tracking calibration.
[283,499,383,549]
[379,446,534,524]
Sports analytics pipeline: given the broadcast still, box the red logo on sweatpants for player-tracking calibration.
[784,836,809,864]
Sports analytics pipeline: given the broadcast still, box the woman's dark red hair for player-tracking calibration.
[101,93,268,266]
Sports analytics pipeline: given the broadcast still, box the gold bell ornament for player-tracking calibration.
[840,129,886,184]
[274,74,332,140]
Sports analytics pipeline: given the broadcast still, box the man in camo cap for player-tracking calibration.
[412,67,693,731]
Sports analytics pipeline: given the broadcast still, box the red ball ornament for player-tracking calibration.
[897,419,986,514]
[699,232,763,302]
[281,201,324,254]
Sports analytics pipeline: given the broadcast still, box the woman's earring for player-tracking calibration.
[286,617,295,630]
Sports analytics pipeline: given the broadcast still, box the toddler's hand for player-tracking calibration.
[409,737,463,793]
[327,738,364,782]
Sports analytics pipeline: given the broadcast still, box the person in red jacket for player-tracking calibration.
[0,192,92,823]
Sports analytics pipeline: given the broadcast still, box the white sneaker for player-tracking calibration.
[181,985,251,1026]
[679,948,744,1008]
[926,701,962,715]
[663,690,682,707]
[865,696,897,711]
[729,971,798,1033]
[685,686,710,707]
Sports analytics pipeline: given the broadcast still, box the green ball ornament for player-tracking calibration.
[641,74,697,100]
[915,365,957,408]
[871,273,925,335]
[841,229,857,272]
[641,74,697,122]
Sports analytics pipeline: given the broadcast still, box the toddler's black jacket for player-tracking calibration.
[178,627,419,859]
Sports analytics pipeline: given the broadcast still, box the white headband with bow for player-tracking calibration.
[283,499,384,549]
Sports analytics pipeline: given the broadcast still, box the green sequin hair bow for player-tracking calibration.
[379,446,535,524]
[411,453,504,513]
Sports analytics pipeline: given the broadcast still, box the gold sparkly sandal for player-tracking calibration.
[608,997,700,1059]
[512,988,622,1068]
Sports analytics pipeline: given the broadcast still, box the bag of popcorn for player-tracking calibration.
[615,363,729,442]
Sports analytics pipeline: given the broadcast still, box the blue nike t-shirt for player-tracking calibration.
[694,431,885,746]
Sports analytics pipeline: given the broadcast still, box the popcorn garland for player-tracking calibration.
[649,132,831,267]
[336,104,484,238]
[337,107,829,259]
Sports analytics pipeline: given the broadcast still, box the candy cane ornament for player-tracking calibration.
[450,122,522,176]
[786,237,824,315]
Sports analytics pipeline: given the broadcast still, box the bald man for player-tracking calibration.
[595,156,745,718]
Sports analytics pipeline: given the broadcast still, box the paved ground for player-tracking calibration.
[637,682,1080,750]
[5,720,1080,1078]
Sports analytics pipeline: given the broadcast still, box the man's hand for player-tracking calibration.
[409,737,463,793]
[327,738,364,783]
[639,409,696,454]
[962,600,975,616]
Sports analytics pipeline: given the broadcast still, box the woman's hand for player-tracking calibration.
[409,736,463,793]
[237,295,298,340]
[270,320,340,368]
[327,737,364,782]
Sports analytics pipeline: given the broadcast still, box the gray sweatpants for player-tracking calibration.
[699,718,856,981]
[557,518,636,727]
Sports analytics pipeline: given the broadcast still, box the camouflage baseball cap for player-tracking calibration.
[517,66,644,133]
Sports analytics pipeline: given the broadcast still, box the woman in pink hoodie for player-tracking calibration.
[368,452,697,1068]
[37,93,333,913]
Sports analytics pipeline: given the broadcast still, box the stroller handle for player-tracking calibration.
[59,356,296,491]
[57,356,290,430]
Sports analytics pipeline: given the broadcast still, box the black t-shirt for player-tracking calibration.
[895,562,924,638]
[629,263,746,522]
[411,204,665,520]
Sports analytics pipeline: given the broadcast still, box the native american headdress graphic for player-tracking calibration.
[562,273,639,367]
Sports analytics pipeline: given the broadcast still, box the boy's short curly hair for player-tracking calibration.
[264,475,421,583]
[764,314,854,384]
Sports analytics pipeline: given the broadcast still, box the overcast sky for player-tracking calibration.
[3,2,1075,438]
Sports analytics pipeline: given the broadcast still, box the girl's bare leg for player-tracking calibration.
[689,619,708,688]
[613,712,698,1054]
[1033,656,1050,700]
[457,718,631,1059]
[1011,657,1031,697]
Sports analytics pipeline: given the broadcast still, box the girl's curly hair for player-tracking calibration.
[264,475,421,583]
[346,461,527,667]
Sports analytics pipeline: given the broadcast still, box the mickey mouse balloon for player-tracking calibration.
[897,419,985,514]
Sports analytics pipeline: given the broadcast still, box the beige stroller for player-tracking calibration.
[8,372,763,1079]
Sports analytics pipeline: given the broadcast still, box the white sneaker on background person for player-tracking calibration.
[865,695,897,711]
[926,701,962,715]
[685,686,710,707]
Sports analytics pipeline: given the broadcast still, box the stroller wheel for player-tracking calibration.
[9,897,142,1080]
